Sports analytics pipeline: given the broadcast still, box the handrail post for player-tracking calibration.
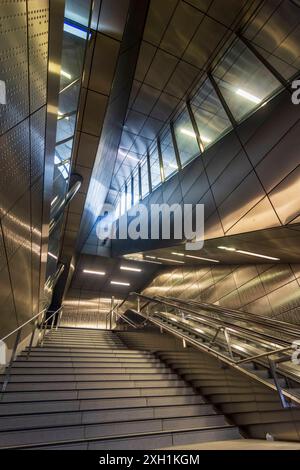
[56,309,63,330]
[224,328,234,360]
[110,297,114,330]
[1,329,22,397]
[268,358,290,409]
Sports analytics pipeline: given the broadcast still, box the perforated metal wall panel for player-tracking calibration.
[143,263,300,326]
[0,0,29,135]
[0,0,50,336]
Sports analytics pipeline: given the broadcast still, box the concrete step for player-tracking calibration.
[7,426,241,450]
[0,403,216,432]
[0,385,197,402]
[0,415,232,448]
[1,378,188,391]
[0,372,179,382]
[7,365,172,374]
[0,394,205,416]
[13,358,163,366]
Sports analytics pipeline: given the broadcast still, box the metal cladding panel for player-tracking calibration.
[0,120,30,216]
[28,0,49,112]
[143,262,300,325]
[0,0,29,135]
[0,1,51,337]
[1,187,31,263]
[30,107,47,181]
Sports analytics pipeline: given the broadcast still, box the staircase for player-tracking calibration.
[0,327,241,449]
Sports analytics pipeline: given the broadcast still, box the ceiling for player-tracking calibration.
[108,0,261,196]
[71,253,160,296]
[126,224,300,266]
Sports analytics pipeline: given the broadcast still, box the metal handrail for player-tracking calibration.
[163,296,300,338]
[114,292,300,408]
[1,306,63,396]
[0,308,47,343]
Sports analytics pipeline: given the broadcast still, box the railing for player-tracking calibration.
[0,306,63,395]
[108,292,300,409]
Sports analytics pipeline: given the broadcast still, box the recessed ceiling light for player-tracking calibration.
[186,254,219,263]
[236,88,261,104]
[157,257,185,264]
[218,246,236,252]
[171,252,185,257]
[111,281,130,286]
[120,266,142,272]
[83,269,106,275]
[236,250,280,261]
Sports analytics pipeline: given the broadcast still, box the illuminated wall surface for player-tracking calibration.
[0,1,49,343]
[143,264,300,326]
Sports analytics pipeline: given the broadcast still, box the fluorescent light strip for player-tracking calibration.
[146,256,156,259]
[83,269,106,276]
[180,128,196,138]
[172,251,219,263]
[218,246,279,261]
[218,246,236,252]
[127,154,140,162]
[111,281,130,286]
[157,257,185,264]
[51,196,58,206]
[60,69,72,80]
[48,252,58,261]
[120,266,142,272]
[236,250,280,261]
[236,88,261,104]
[186,254,220,263]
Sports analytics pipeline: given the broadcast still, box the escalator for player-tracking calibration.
[112,293,300,410]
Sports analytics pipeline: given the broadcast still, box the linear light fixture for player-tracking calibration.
[186,254,219,263]
[146,255,156,259]
[218,246,279,261]
[157,257,185,264]
[127,154,140,162]
[180,128,196,138]
[48,252,58,261]
[111,281,130,286]
[51,195,58,206]
[236,250,280,261]
[120,266,142,272]
[172,252,219,263]
[236,88,261,104]
[83,269,106,275]
[218,246,236,252]
[60,69,72,80]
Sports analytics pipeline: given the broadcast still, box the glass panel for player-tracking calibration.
[243,0,300,81]
[126,178,132,210]
[149,146,162,189]
[141,160,150,198]
[160,128,178,179]
[173,108,200,167]
[133,169,140,205]
[212,38,281,123]
[120,190,126,215]
[191,79,233,149]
